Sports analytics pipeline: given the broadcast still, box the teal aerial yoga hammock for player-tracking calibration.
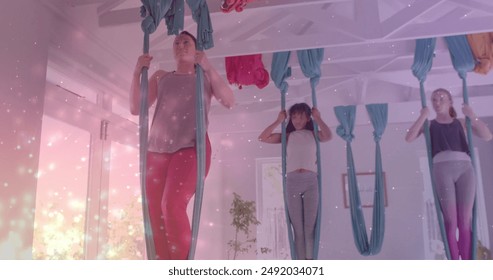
[297,48,324,259]
[270,51,295,259]
[444,35,478,260]
[138,0,213,260]
[139,0,171,261]
[186,0,214,261]
[334,104,387,255]
[411,36,478,259]
[410,38,450,259]
[270,48,324,260]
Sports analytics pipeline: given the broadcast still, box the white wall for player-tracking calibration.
[474,117,493,247]
[0,0,53,259]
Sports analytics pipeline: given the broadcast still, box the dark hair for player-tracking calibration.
[286,103,314,134]
[178,31,197,49]
[432,88,457,118]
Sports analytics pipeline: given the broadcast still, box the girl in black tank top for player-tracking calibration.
[405,88,492,260]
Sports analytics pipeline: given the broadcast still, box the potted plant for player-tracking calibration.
[227,192,260,259]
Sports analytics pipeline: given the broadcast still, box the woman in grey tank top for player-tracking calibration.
[405,88,492,259]
[129,31,235,260]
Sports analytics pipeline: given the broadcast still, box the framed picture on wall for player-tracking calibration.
[342,172,388,208]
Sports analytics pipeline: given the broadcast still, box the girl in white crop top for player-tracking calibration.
[258,103,332,259]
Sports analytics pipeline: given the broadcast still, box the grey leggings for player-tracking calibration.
[286,171,319,260]
[432,160,476,260]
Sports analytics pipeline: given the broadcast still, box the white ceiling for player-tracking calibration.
[40,0,493,120]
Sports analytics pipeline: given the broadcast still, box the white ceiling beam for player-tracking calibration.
[354,0,382,39]
[96,0,126,15]
[323,40,413,63]
[246,0,350,9]
[150,22,197,49]
[387,8,493,39]
[433,6,472,23]
[216,2,365,43]
[225,0,353,12]
[299,4,364,41]
[368,66,493,91]
[448,0,493,15]
[229,12,291,43]
[64,0,107,6]
[355,77,369,104]
[204,31,361,57]
[98,7,141,27]
[48,45,130,99]
[381,0,446,39]
[97,0,346,27]
[316,77,355,93]
[202,14,493,57]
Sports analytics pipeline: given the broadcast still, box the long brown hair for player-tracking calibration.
[286,103,314,133]
[432,88,457,118]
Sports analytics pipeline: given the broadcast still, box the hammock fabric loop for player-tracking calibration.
[164,0,184,36]
[411,38,436,84]
[334,104,387,256]
[271,51,292,95]
[411,37,451,260]
[140,0,173,35]
[270,49,324,260]
[138,0,177,261]
[137,0,214,260]
[186,0,214,50]
[445,34,478,260]
[372,132,381,143]
[270,51,294,257]
[445,36,476,80]
[412,34,479,260]
[335,106,356,143]
[297,48,324,259]
[297,49,324,107]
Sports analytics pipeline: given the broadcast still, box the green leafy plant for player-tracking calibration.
[227,192,260,260]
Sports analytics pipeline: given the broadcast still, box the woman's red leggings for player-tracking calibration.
[145,136,211,259]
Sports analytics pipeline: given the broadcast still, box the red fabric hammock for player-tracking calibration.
[220,0,254,13]
[225,54,269,89]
